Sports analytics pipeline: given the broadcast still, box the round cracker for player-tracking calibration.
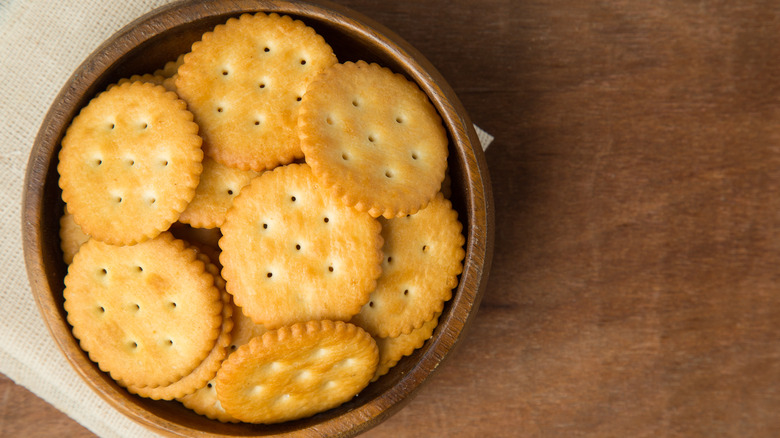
[299,60,448,218]
[177,376,238,423]
[175,12,337,171]
[125,254,234,400]
[113,74,177,94]
[60,206,89,265]
[215,320,378,424]
[178,157,261,228]
[155,53,186,78]
[177,302,266,422]
[228,303,268,352]
[115,73,165,88]
[372,313,440,382]
[219,163,383,329]
[63,233,223,388]
[350,193,465,338]
[58,81,203,246]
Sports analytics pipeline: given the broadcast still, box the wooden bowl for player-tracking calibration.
[22,0,494,436]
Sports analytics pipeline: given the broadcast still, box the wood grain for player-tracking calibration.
[8,0,780,437]
[0,375,94,438]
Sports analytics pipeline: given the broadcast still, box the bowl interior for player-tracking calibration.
[24,0,490,436]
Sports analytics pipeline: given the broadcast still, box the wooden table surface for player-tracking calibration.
[5,0,780,436]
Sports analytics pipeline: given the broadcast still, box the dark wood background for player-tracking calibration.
[5,0,780,436]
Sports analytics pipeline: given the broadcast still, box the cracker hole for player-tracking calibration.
[259,83,266,88]
[411,152,419,160]
[300,59,307,65]
[387,256,392,263]
[264,47,270,52]
[326,117,333,125]
[162,159,169,167]
[254,120,260,125]
[130,341,138,349]
[403,289,409,296]
[95,159,103,166]
[295,244,301,251]
[296,96,302,102]
[110,123,115,130]
[227,189,234,195]
[352,99,359,107]
[369,301,374,308]
[169,302,177,309]
[290,196,296,202]
[230,345,237,351]
[385,170,393,178]
[328,266,334,272]
[207,382,213,388]
[98,306,105,313]
[141,122,148,129]
[262,223,268,230]
[267,272,273,278]
[396,116,404,124]
[422,245,428,252]
[99,268,108,275]
[133,303,140,311]
[368,135,376,143]
[136,265,143,273]
[116,196,123,203]
[222,70,228,76]
[149,198,156,205]
[166,339,174,346]
[323,217,329,223]
[217,107,223,113]
[341,153,349,161]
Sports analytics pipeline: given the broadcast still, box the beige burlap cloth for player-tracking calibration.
[0,1,493,436]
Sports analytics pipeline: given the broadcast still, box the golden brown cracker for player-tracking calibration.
[178,157,260,228]
[177,301,265,422]
[228,303,268,352]
[350,193,464,338]
[178,377,239,423]
[115,73,167,89]
[63,233,223,388]
[215,320,378,424]
[58,81,203,246]
[60,206,89,264]
[219,163,382,329]
[372,313,440,382]
[125,255,234,400]
[155,53,186,78]
[299,60,448,218]
[175,12,337,171]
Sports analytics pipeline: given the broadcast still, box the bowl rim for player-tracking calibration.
[22,0,494,436]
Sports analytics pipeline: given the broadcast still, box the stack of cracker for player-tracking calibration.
[57,12,465,425]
